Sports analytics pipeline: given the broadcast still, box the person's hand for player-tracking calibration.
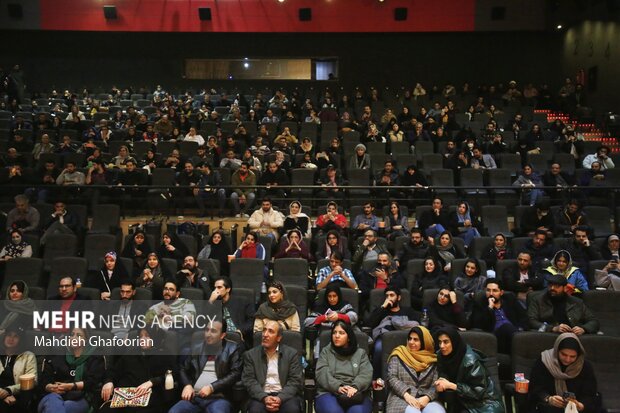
[333,265,343,275]
[427,236,435,246]
[488,296,496,309]
[0,389,8,399]
[464,219,472,227]
[101,292,111,301]
[404,392,419,408]
[209,289,221,303]
[572,326,585,335]
[2,395,15,405]
[548,395,567,408]
[434,378,456,392]
[135,381,153,397]
[554,323,572,333]
[58,382,75,392]
[449,291,457,304]
[582,238,590,247]
[362,239,370,247]
[101,382,114,401]
[197,384,213,398]
[143,269,153,281]
[566,398,585,412]
[375,268,388,281]
[326,311,339,322]
[181,384,194,401]
[166,244,176,251]
[382,297,394,309]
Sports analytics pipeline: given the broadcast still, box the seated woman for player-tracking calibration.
[136,253,170,300]
[274,229,312,260]
[155,231,189,268]
[316,230,351,261]
[449,201,481,248]
[428,286,467,333]
[316,202,348,236]
[315,321,373,413]
[0,229,33,261]
[233,231,268,280]
[120,229,152,278]
[481,233,514,276]
[453,258,486,311]
[0,326,37,413]
[39,327,105,413]
[92,251,129,301]
[541,250,589,295]
[428,231,465,273]
[315,252,358,291]
[305,284,359,357]
[197,230,231,277]
[434,327,504,413]
[387,326,445,413]
[384,201,410,241]
[253,281,300,333]
[282,201,311,238]
[512,164,545,207]
[410,257,449,310]
[100,327,175,413]
[528,333,599,413]
[0,281,36,336]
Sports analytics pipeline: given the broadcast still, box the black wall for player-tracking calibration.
[2,30,563,95]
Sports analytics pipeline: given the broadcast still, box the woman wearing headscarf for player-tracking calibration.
[0,281,36,336]
[136,253,170,299]
[599,233,619,261]
[410,257,449,311]
[233,231,268,279]
[428,231,465,273]
[253,281,300,333]
[274,229,312,260]
[348,144,372,170]
[120,229,152,277]
[305,284,359,357]
[384,201,410,241]
[100,327,175,413]
[39,327,105,413]
[528,333,598,413]
[315,321,373,413]
[386,326,445,413]
[512,164,545,207]
[197,230,231,276]
[0,325,37,413]
[316,230,351,261]
[449,201,481,248]
[155,231,189,267]
[282,201,311,238]
[92,251,129,301]
[434,326,504,413]
[453,258,486,311]
[481,233,514,274]
[0,229,32,261]
[542,250,589,296]
[428,286,467,333]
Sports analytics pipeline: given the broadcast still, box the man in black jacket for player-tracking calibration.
[470,278,527,354]
[501,251,544,304]
[176,255,211,298]
[258,161,289,208]
[417,197,450,239]
[171,319,243,413]
[208,276,255,346]
[394,229,429,271]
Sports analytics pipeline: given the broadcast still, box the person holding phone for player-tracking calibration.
[528,333,599,413]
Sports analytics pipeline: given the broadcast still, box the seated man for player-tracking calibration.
[5,194,40,233]
[351,201,380,239]
[248,197,284,241]
[352,229,389,273]
[519,200,555,237]
[194,162,227,218]
[358,252,404,303]
[527,273,599,335]
[242,320,303,413]
[417,197,450,239]
[170,320,243,413]
[501,251,544,303]
[315,165,345,201]
[470,279,527,354]
[394,228,429,271]
[230,162,257,218]
[207,276,255,345]
[40,200,81,245]
[258,161,289,208]
[521,229,555,271]
[564,226,601,276]
[176,255,212,298]
[315,251,358,291]
[555,199,588,238]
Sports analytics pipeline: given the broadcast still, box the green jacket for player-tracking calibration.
[315,345,373,397]
[526,290,599,333]
[441,346,504,413]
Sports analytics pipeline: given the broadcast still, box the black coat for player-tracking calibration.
[501,264,544,294]
[469,292,527,332]
[418,209,450,235]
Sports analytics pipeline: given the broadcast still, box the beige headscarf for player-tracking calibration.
[541,333,586,395]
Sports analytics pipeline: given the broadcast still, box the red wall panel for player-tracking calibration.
[39,0,476,32]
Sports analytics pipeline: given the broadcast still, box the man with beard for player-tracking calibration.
[109,281,147,339]
[501,251,544,303]
[207,276,255,345]
[522,229,555,271]
[470,279,527,353]
[176,255,211,298]
[565,226,601,275]
[171,320,243,413]
[527,273,599,335]
[230,162,256,218]
[394,229,429,271]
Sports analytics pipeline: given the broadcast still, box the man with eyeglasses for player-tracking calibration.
[315,251,357,291]
[48,276,89,333]
[394,228,429,270]
[352,229,389,273]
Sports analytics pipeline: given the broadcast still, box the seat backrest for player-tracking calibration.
[579,335,620,409]
[430,168,454,186]
[198,258,221,279]
[582,290,620,336]
[90,204,121,233]
[511,332,557,379]
[42,234,78,270]
[83,233,118,271]
[230,258,265,297]
[3,257,44,291]
[273,258,309,286]
[459,168,484,187]
[582,206,613,238]
[469,236,493,260]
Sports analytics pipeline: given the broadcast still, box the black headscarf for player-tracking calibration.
[314,284,350,314]
[436,326,467,382]
[207,230,231,276]
[121,229,152,275]
[331,320,358,357]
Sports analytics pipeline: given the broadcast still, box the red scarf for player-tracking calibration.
[241,243,257,258]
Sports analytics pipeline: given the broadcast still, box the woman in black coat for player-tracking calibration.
[155,232,189,268]
[528,333,599,413]
[121,229,153,278]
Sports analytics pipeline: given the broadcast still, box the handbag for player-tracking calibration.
[109,387,152,408]
[336,391,365,408]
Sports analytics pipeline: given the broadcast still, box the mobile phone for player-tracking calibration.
[563,391,575,400]
[612,253,619,263]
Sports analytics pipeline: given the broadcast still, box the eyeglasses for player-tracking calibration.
[59,285,73,289]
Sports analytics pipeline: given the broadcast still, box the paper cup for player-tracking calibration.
[378,221,385,228]
[515,379,529,394]
[227,255,236,263]
[19,373,35,391]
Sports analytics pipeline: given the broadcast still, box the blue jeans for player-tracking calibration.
[169,397,232,413]
[372,338,383,379]
[38,393,89,413]
[458,227,480,247]
[315,393,372,413]
[405,401,446,413]
[247,397,302,413]
[425,224,446,239]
